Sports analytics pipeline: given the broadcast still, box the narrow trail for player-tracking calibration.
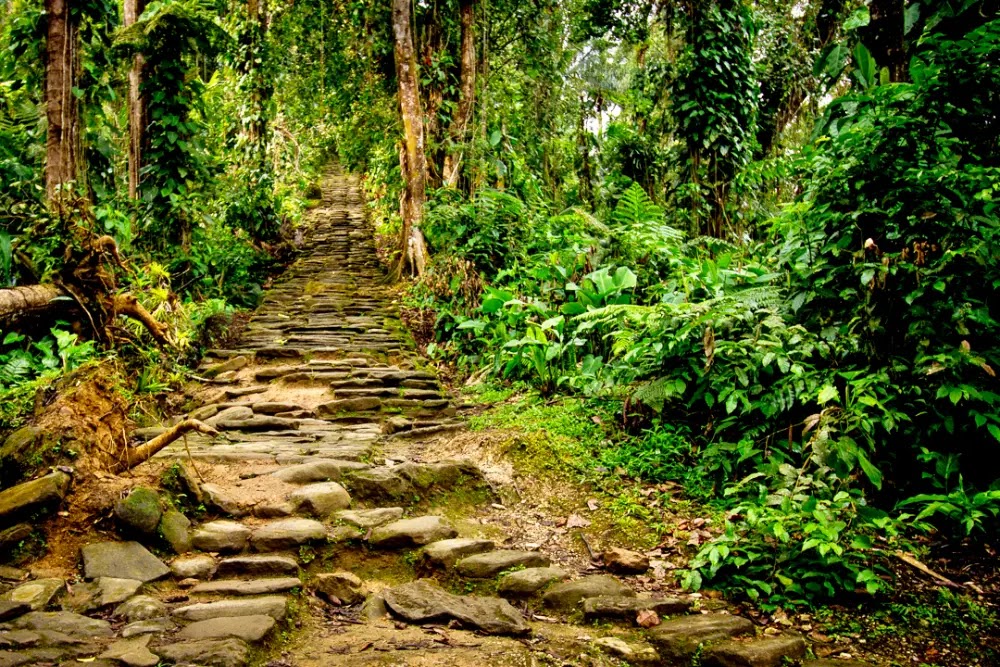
[0,167,854,667]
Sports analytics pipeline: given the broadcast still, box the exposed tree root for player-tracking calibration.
[111,419,219,473]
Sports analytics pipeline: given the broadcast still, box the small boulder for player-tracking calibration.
[271,459,369,483]
[159,509,192,553]
[288,482,351,517]
[206,406,254,426]
[369,516,457,549]
[201,483,247,517]
[171,554,217,580]
[542,575,635,611]
[313,572,365,605]
[114,487,162,535]
[114,595,167,623]
[603,547,650,574]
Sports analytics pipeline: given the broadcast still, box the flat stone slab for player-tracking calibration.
[582,595,693,621]
[172,596,288,622]
[271,459,369,483]
[0,601,31,622]
[703,635,807,667]
[121,618,175,637]
[191,577,301,596]
[542,575,635,610]
[251,518,326,551]
[369,516,457,548]
[0,472,70,523]
[382,580,529,636]
[176,615,276,642]
[2,578,64,611]
[12,611,113,638]
[155,638,249,667]
[455,550,551,578]
[646,614,755,662]
[99,635,159,667]
[498,567,570,597]
[216,555,299,578]
[82,542,169,583]
[191,521,251,553]
[335,507,404,529]
[420,538,495,569]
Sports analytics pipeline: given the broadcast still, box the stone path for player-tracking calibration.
[0,167,865,667]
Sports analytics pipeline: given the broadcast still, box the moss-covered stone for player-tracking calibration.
[114,487,163,535]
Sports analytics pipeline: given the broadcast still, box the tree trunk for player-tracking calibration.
[0,285,64,320]
[124,0,145,200]
[441,0,476,188]
[862,0,907,82]
[44,0,80,204]
[246,0,268,150]
[392,0,430,277]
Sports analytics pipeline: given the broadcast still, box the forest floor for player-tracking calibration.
[0,166,996,667]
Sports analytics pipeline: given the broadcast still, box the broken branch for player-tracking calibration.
[112,419,219,472]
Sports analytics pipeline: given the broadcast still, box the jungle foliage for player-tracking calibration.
[0,0,997,611]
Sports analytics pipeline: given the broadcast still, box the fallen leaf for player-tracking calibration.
[636,609,660,628]
[566,514,591,528]
[587,498,599,511]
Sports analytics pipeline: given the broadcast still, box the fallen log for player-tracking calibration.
[0,285,66,319]
[0,283,170,346]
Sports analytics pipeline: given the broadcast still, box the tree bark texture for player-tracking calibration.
[441,0,476,188]
[124,0,145,200]
[392,0,430,277]
[44,0,81,203]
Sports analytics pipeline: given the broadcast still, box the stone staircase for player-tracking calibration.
[0,166,868,667]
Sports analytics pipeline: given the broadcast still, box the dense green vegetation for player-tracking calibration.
[0,0,997,614]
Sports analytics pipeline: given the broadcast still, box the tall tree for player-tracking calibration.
[441,0,475,187]
[124,0,145,200]
[44,0,81,204]
[392,0,430,276]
